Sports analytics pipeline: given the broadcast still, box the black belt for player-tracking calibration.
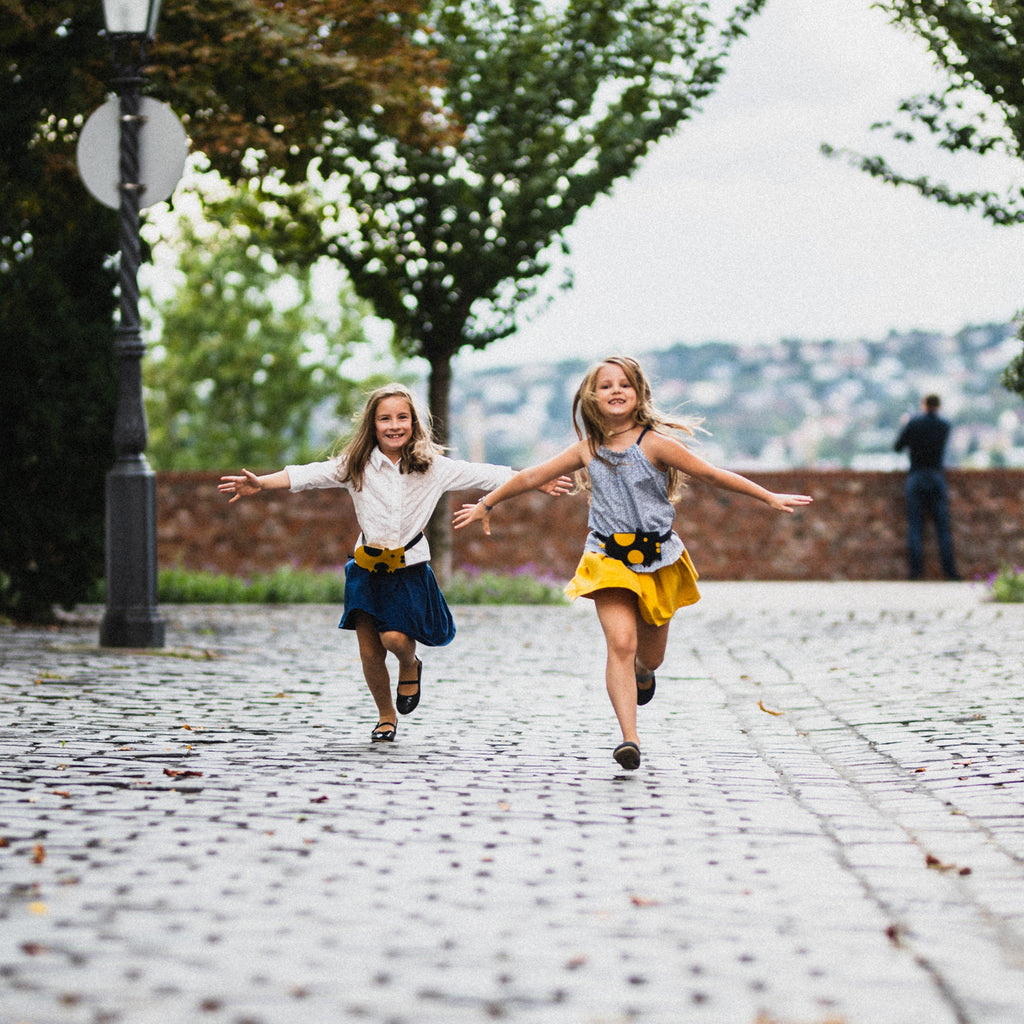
[593,529,672,568]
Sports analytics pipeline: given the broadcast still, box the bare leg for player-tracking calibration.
[635,614,669,695]
[380,629,420,699]
[353,614,397,725]
[593,589,644,745]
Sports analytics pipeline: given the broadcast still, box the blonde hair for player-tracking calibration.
[334,383,442,491]
[571,355,700,502]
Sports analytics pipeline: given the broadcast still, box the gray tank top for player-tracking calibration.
[583,430,685,573]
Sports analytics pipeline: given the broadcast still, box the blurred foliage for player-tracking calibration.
[0,0,444,620]
[986,564,1024,603]
[86,565,568,604]
[822,0,1024,226]
[143,182,383,469]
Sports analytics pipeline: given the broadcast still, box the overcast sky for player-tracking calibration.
[455,0,1023,371]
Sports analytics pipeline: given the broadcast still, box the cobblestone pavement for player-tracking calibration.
[2,582,1024,1024]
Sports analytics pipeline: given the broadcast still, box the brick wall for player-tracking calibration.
[158,469,1024,582]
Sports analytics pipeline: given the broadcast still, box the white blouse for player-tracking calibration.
[285,448,513,566]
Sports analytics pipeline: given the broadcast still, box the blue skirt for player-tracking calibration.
[339,559,456,647]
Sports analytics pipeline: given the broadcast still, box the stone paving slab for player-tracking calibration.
[1,583,1023,1024]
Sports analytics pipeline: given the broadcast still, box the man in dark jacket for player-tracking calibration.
[894,394,961,580]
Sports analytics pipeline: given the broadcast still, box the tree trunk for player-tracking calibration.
[426,353,454,583]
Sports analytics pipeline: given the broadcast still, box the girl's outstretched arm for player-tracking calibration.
[645,433,812,513]
[453,444,586,535]
[218,468,291,504]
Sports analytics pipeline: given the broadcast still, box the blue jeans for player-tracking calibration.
[905,469,958,579]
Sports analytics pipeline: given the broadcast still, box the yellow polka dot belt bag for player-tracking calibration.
[353,532,424,574]
[594,530,672,568]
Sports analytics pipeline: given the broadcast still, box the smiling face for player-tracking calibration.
[374,395,414,462]
[593,362,638,423]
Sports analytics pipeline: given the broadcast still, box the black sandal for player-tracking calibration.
[613,741,641,770]
[371,721,397,742]
[636,671,656,706]
[396,657,422,716]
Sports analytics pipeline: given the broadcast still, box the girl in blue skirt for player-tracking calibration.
[454,357,812,770]
[220,383,568,743]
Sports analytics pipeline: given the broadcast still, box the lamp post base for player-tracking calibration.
[100,607,166,648]
[100,458,165,648]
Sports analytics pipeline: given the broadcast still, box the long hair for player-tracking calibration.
[571,356,701,502]
[333,383,442,490]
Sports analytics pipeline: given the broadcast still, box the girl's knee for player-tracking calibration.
[640,651,664,672]
[356,630,384,659]
[379,629,414,655]
[605,631,638,664]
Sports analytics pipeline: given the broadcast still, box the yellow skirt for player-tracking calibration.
[565,549,701,627]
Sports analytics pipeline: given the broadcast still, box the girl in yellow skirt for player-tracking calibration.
[453,356,812,770]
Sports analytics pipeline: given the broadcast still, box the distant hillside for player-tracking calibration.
[449,323,1024,470]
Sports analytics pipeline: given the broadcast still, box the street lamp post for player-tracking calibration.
[99,0,165,647]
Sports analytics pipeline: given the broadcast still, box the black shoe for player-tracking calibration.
[613,741,641,770]
[396,657,422,716]
[371,721,396,742]
[636,671,656,706]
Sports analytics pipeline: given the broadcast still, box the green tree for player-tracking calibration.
[144,184,375,470]
[0,196,118,622]
[303,0,768,572]
[824,1,1024,226]
[820,1,1024,400]
[1,0,446,620]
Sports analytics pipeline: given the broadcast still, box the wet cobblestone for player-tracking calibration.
[2,582,1023,1024]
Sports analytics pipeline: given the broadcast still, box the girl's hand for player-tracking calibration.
[218,469,262,504]
[537,474,574,497]
[452,501,492,535]
[767,492,813,513]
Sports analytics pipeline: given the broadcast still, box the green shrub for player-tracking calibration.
[446,566,567,605]
[157,566,347,604]
[986,564,1024,603]
[127,564,568,605]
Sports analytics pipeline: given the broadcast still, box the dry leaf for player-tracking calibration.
[758,700,784,716]
[163,768,203,779]
[32,844,46,865]
[925,853,969,874]
[630,895,659,907]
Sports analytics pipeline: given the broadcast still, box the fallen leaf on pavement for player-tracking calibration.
[630,895,659,907]
[925,853,971,875]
